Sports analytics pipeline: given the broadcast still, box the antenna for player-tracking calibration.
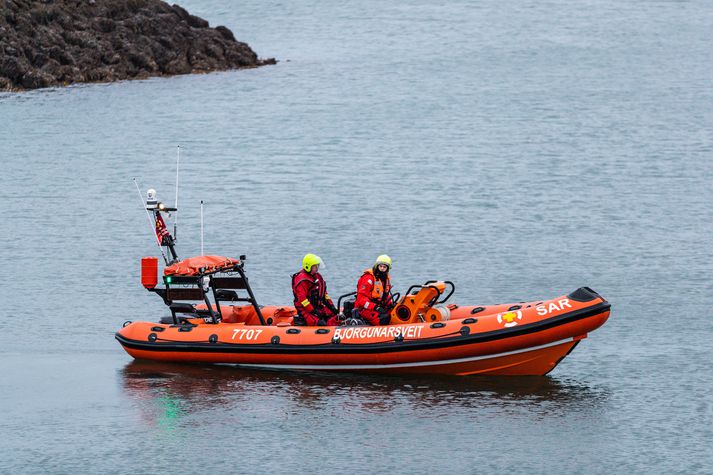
[174,145,180,240]
[200,200,204,256]
[133,178,169,264]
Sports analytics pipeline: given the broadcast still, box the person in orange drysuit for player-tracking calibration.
[291,253,339,326]
[355,255,394,326]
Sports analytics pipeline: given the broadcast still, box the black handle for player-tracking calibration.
[434,281,455,305]
[337,291,357,312]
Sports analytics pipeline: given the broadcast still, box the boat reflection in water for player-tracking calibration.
[119,361,608,429]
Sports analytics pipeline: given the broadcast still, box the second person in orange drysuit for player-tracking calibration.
[355,255,394,326]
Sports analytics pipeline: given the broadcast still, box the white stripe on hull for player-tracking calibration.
[232,337,576,371]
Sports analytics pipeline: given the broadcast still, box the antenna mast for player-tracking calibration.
[200,200,204,256]
[133,178,169,264]
[174,145,180,240]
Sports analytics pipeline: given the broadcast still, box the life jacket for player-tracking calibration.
[291,270,327,313]
[363,268,391,303]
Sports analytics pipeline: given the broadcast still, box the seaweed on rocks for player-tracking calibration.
[0,0,275,91]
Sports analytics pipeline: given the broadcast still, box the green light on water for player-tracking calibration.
[157,395,183,432]
[160,397,181,420]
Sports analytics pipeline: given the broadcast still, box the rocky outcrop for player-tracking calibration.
[0,0,275,90]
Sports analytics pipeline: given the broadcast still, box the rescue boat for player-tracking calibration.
[116,190,611,376]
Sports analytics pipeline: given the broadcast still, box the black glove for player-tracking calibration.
[378,313,391,326]
[317,319,326,326]
[375,306,385,314]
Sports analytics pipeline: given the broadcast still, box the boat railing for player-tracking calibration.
[149,260,266,325]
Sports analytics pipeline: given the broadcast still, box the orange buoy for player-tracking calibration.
[141,257,159,289]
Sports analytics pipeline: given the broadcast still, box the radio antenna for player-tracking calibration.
[133,178,168,264]
[200,200,204,256]
[174,145,180,240]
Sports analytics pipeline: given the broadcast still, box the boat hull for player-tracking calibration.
[116,288,610,376]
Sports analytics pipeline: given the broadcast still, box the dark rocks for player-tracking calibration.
[1,56,26,82]
[215,26,235,42]
[186,14,208,29]
[0,0,275,91]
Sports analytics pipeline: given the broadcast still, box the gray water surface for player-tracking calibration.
[1,0,712,473]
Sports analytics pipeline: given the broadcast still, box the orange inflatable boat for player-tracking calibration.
[116,254,610,376]
[116,191,611,376]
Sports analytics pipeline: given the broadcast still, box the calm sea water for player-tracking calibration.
[2,0,712,473]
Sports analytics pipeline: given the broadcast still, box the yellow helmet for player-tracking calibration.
[374,254,392,271]
[302,253,323,272]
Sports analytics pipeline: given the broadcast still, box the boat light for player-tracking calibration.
[146,189,158,209]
